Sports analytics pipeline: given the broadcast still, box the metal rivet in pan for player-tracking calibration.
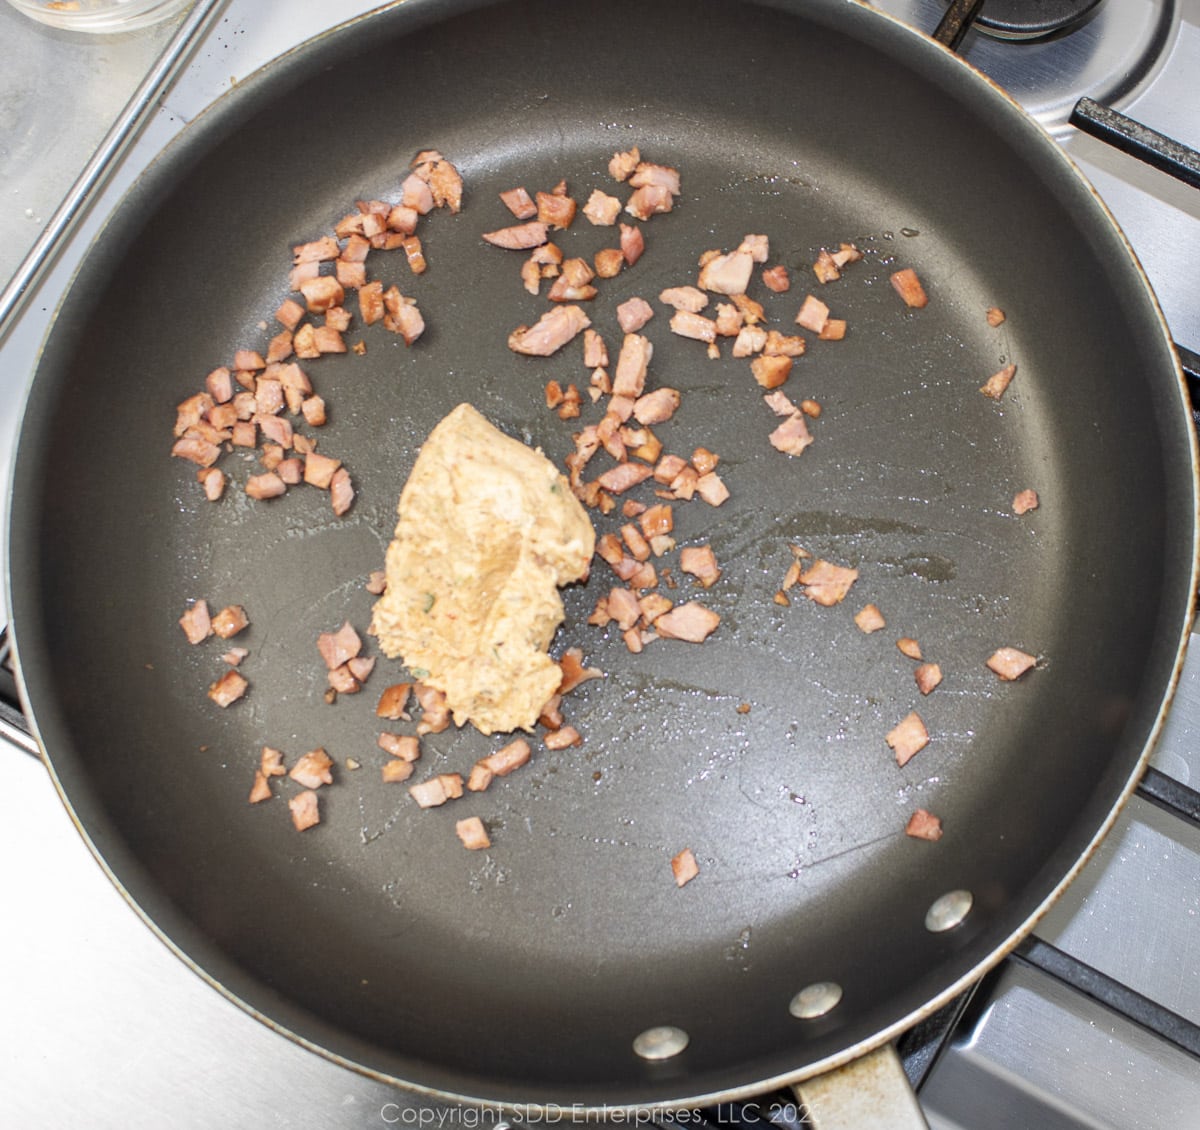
[925,889,974,933]
[788,981,843,1019]
[632,1025,689,1061]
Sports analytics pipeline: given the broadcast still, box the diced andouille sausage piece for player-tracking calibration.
[261,746,286,777]
[537,190,577,229]
[639,503,674,539]
[582,329,608,369]
[583,189,622,226]
[594,247,625,278]
[382,287,425,344]
[348,656,375,683]
[905,809,943,841]
[812,249,841,284]
[625,184,674,221]
[799,559,858,606]
[292,235,339,264]
[378,733,420,763]
[897,637,922,660]
[205,366,234,403]
[736,233,769,262]
[290,748,334,789]
[1013,488,1039,514]
[671,847,699,887]
[245,472,287,500]
[288,790,320,831]
[317,621,362,670]
[543,725,582,751]
[654,453,688,484]
[887,711,929,767]
[655,601,720,643]
[208,669,248,708]
[597,462,654,495]
[915,663,943,695]
[986,647,1037,680]
[172,434,222,468]
[695,471,729,507]
[382,758,415,784]
[818,319,847,341]
[617,297,655,333]
[301,396,327,427]
[769,412,813,457]
[763,389,799,417]
[762,265,790,292]
[211,605,249,639]
[632,388,680,426]
[400,172,435,214]
[659,285,709,313]
[854,604,886,634]
[986,306,1006,326]
[276,298,305,330]
[359,280,384,325]
[328,663,360,696]
[832,242,863,267]
[456,816,492,850]
[619,222,645,265]
[751,354,792,389]
[679,545,721,588]
[376,683,412,720]
[222,646,248,666]
[415,683,451,735]
[248,771,272,804]
[980,363,1017,400]
[608,147,641,182]
[466,762,495,792]
[611,333,653,399]
[732,325,768,357]
[669,310,717,343]
[292,324,320,359]
[289,260,319,291]
[890,267,929,308]
[299,275,345,314]
[330,467,354,516]
[606,586,641,631]
[558,647,603,694]
[668,465,700,500]
[499,186,537,219]
[410,149,464,213]
[409,773,465,809]
[304,451,342,490]
[333,259,364,290]
[697,249,754,295]
[477,738,533,779]
[508,305,592,356]
[795,294,830,334]
[233,348,265,372]
[179,600,212,645]
[630,162,681,196]
[483,220,549,250]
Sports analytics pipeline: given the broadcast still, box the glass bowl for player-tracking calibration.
[3,0,194,33]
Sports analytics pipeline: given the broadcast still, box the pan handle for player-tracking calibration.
[792,1043,929,1129]
[931,0,985,52]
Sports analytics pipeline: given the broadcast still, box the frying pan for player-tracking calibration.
[8,0,1197,1117]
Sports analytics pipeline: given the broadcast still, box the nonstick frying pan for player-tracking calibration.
[8,0,1197,1115]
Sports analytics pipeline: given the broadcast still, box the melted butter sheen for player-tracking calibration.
[370,403,595,735]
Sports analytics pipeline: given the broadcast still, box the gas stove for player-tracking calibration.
[2,2,1198,1126]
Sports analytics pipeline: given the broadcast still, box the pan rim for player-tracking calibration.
[5,0,1198,1112]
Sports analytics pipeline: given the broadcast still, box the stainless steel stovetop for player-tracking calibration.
[2,2,1198,1126]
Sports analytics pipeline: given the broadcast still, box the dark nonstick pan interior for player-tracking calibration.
[8,0,1196,1110]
